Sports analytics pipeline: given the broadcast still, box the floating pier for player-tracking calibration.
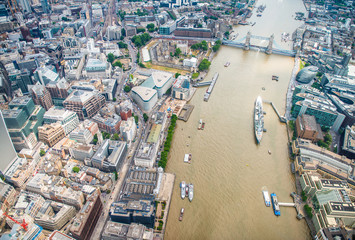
[178,104,194,122]
[204,73,219,102]
[263,100,287,123]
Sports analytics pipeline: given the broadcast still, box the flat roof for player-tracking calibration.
[146,124,162,143]
[132,86,157,102]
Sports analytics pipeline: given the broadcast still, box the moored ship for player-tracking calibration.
[179,208,184,221]
[262,190,271,207]
[180,181,186,199]
[188,183,194,202]
[254,96,264,144]
[271,193,281,216]
[224,62,230,67]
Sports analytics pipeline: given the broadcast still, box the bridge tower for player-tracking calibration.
[244,31,251,51]
[266,34,274,54]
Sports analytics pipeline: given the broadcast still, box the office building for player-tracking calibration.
[38,123,66,147]
[34,67,59,86]
[40,0,50,13]
[102,221,154,240]
[296,114,322,142]
[119,100,132,121]
[109,200,155,228]
[29,84,53,111]
[46,78,71,106]
[44,107,79,135]
[92,112,122,134]
[159,21,176,35]
[0,111,17,173]
[341,125,355,158]
[131,87,158,112]
[70,190,102,240]
[292,138,355,188]
[0,181,17,212]
[8,69,33,94]
[134,142,159,168]
[174,27,212,38]
[49,231,76,240]
[292,92,345,132]
[172,75,191,100]
[140,71,174,98]
[120,117,137,142]
[0,61,11,102]
[35,201,76,231]
[17,0,31,14]
[2,96,45,151]
[69,124,94,144]
[91,140,127,172]
[63,90,106,120]
[69,143,94,161]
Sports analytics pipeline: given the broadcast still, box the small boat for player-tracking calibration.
[257,13,262,17]
[179,208,184,221]
[268,150,271,155]
[188,183,194,202]
[262,190,271,207]
[198,119,203,130]
[272,75,279,81]
[224,62,230,67]
[271,193,281,216]
[186,184,189,195]
[184,154,190,163]
[180,181,186,199]
[201,122,205,130]
[252,22,256,26]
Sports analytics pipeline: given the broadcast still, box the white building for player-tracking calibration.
[131,86,158,112]
[69,124,94,145]
[183,57,197,68]
[120,117,137,143]
[43,107,79,135]
[134,142,159,168]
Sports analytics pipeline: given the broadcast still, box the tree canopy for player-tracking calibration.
[198,59,211,71]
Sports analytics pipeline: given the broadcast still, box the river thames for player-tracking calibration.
[164,0,312,239]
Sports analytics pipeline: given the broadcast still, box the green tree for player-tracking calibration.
[138,62,145,68]
[121,28,126,37]
[137,28,145,33]
[192,72,199,79]
[107,53,115,63]
[114,171,118,180]
[175,73,181,78]
[118,41,128,48]
[147,23,155,32]
[113,61,123,68]
[224,31,230,39]
[124,85,131,92]
[304,204,313,218]
[106,189,111,194]
[40,149,46,157]
[198,59,211,71]
[72,166,80,173]
[174,48,181,57]
[112,133,120,140]
[113,97,117,102]
[143,113,148,122]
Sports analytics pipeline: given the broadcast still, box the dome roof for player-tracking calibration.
[296,66,318,84]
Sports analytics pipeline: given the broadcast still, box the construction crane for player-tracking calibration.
[2,212,28,231]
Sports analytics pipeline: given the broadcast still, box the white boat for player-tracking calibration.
[262,190,271,207]
[184,154,191,163]
[188,183,194,202]
[180,181,186,199]
[254,96,264,144]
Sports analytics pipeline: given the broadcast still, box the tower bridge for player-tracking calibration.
[222,31,296,57]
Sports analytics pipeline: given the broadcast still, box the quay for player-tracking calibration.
[178,104,194,122]
[204,72,219,102]
[263,100,287,123]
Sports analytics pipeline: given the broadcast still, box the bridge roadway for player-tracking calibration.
[222,40,296,57]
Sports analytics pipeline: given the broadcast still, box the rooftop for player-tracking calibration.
[132,86,157,102]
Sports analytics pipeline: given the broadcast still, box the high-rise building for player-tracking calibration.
[34,67,59,86]
[17,0,31,14]
[0,111,17,173]
[44,106,79,135]
[40,0,50,13]
[46,78,71,106]
[8,69,33,94]
[63,90,106,120]
[29,84,53,111]
[0,61,12,102]
[2,96,45,151]
[91,140,127,172]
